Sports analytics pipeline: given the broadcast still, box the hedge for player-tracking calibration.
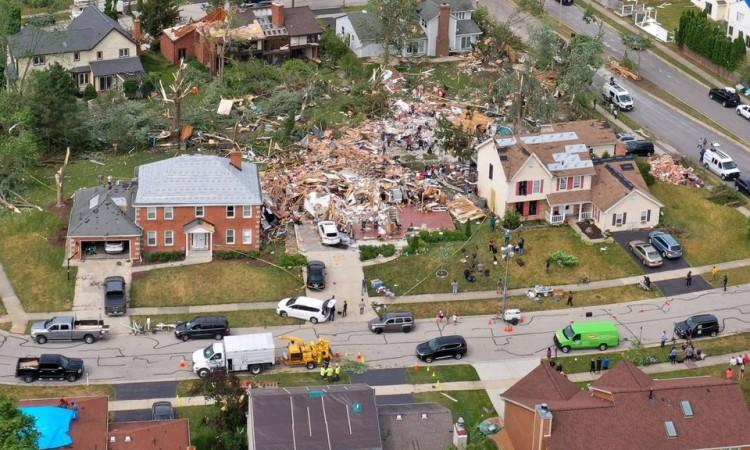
[278,253,307,267]
[144,251,185,263]
[214,250,260,260]
[359,244,397,261]
[676,9,746,70]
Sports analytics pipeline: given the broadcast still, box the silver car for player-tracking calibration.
[628,240,664,267]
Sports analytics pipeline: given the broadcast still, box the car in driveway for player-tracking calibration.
[276,296,336,324]
[737,104,750,120]
[151,401,175,420]
[628,240,664,267]
[104,241,125,254]
[416,335,467,363]
[616,132,639,143]
[306,260,326,291]
[104,276,126,316]
[625,140,655,157]
[648,231,682,259]
[318,221,341,245]
[709,87,740,107]
[735,175,750,196]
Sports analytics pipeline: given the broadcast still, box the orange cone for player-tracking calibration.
[488,318,494,326]
[179,359,186,369]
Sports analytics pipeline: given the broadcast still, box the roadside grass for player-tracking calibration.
[652,182,750,265]
[709,266,750,287]
[554,331,750,374]
[364,226,641,296]
[175,405,217,450]
[0,299,6,315]
[131,310,301,329]
[392,284,661,319]
[413,390,498,450]
[177,370,352,397]
[0,383,114,399]
[0,322,12,331]
[130,261,304,307]
[406,364,480,384]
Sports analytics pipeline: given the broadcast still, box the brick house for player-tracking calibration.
[499,360,750,450]
[66,152,262,262]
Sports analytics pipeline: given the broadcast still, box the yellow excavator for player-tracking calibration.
[279,335,333,370]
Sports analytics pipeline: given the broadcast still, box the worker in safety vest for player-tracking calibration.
[320,364,327,379]
[333,364,341,382]
[325,366,334,380]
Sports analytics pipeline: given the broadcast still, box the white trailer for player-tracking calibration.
[192,333,276,378]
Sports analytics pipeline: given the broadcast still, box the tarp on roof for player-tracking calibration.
[20,405,76,449]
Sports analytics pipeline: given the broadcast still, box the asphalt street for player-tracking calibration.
[2,285,749,385]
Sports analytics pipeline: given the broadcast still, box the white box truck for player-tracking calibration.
[192,333,276,378]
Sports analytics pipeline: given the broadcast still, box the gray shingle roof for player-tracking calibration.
[8,6,133,57]
[378,403,453,450]
[285,6,323,36]
[68,184,141,238]
[456,19,481,35]
[90,57,144,77]
[347,11,383,42]
[419,0,475,21]
[134,154,263,206]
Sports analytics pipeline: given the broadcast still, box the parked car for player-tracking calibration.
[368,312,415,334]
[648,231,683,259]
[628,240,664,267]
[553,322,620,353]
[104,241,125,254]
[416,335,467,363]
[31,316,109,344]
[674,314,720,339]
[104,276,126,316]
[16,354,84,383]
[625,140,655,157]
[701,146,740,180]
[709,87,740,107]
[276,296,336,324]
[735,175,750,196]
[151,401,175,420]
[318,221,341,245]
[616,132,639,143]
[737,104,750,120]
[306,260,326,291]
[174,316,229,341]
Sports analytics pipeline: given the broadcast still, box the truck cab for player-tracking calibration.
[16,354,84,383]
[602,79,634,111]
[192,343,225,377]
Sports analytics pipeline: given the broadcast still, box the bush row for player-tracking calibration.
[359,244,397,261]
[144,251,185,263]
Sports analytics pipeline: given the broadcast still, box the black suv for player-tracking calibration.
[306,260,326,291]
[104,276,126,316]
[416,335,467,363]
[174,316,230,341]
[626,140,655,157]
[709,87,740,107]
[674,314,720,339]
[735,176,750,196]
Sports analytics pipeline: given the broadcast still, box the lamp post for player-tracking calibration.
[501,243,515,316]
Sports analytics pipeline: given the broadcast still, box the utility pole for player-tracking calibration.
[501,243,515,315]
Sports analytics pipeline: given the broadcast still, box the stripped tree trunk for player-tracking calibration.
[55,147,71,207]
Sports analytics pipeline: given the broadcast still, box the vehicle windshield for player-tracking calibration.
[43,319,52,328]
[685,318,696,328]
[58,355,69,367]
[647,250,659,258]
[428,339,441,351]
[203,345,215,359]
[562,325,575,340]
[619,95,632,102]
[326,231,338,237]
[722,161,738,170]
[286,297,297,306]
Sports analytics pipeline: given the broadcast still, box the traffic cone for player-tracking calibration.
[519,317,524,323]
[432,371,436,378]
[639,308,644,313]
[426,366,431,372]
[488,318,494,326]
[179,359,186,369]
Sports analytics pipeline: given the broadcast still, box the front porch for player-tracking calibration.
[546,202,594,225]
[184,219,215,259]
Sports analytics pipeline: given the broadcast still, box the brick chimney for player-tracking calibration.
[271,2,285,27]
[229,150,242,170]
[133,18,141,42]
[436,3,451,57]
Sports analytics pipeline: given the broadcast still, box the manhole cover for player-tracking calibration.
[436,269,449,278]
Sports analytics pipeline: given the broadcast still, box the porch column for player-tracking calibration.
[185,232,189,258]
[578,203,582,221]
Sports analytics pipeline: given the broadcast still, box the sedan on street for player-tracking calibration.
[737,104,750,120]
[628,240,664,267]
[735,175,750,196]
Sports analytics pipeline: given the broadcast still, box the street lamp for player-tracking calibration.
[501,244,515,316]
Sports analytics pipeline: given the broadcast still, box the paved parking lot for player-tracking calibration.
[654,276,713,297]
[611,230,691,273]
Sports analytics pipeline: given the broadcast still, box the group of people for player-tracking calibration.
[589,356,612,374]
[58,398,79,419]
[319,361,341,382]
[667,342,705,364]
[727,354,749,380]
[435,310,459,326]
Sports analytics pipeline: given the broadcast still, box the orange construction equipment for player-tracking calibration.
[279,335,332,370]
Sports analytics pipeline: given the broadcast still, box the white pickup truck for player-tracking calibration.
[30,316,109,344]
[602,78,634,111]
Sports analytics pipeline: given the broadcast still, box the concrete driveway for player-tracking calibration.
[73,260,132,319]
[611,230,690,274]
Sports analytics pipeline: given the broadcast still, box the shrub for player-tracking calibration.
[82,84,97,101]
[144,251,185,263]
[708,183,744,206]
[122,78,139,99]
[464,221,472,238]
[214,250,260,260]
[403,235,427,255]
[547,250,579,267]
[359,244,397,261]
[502,209,522,230]
[418,229,467,243]
[278,253,307,267]
[636,159,655,186]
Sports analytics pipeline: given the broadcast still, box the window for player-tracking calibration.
[460,36,473,50]
[195,206,204,218]
[406,40,425,55]
[729,26,734,37]
[532,180,543,194]
[420,18,426,28]
[178,48,187,60]
[680,400,694,417]
[96,51,103,60]
[147,231,157,246]
[164,230,174,246]
[146,207,157,220]
[573,176,582,189]
[737,12,743,22]
[226,206,235,218]
[73,51,80,61]
[242,229,252,244]
[76,72,89,85]
[612,212,626,226]
[704,2,712,15]
[664,421,678,438]
[98,75,114,91]
[640,210,651,223]
[242,205,253,218]
[32,55,45,66]
[119,48,129,58]
[488,163,494,180]
[226,229,235,245]
[746,35,750,48]
[558,177,568,191]
[455,11,469,20]
[517,181,528,196]
[164,206,174,220]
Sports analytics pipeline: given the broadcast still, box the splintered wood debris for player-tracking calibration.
[649,154,704,187]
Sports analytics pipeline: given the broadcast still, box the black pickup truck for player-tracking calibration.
[104,276,126,316]
[16,354,84,383]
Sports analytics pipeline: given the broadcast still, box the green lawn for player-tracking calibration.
[130,260,304,307]
[175,405,218,450]
[132,309,300,330]
[0,298,6,315]
[0,322,11,331]
[652,182,750,265]
[709,265,750,288]
[364,226,642,296]
[406,364,480,384]
[0,383,113,400]
[141,50,177,87]
[641,0,696,34]
[177,370,352,397]
[413,390,498,450]
[393,284,661,319]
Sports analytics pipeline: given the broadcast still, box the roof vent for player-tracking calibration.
[680,400,693,417]
[110,436,116,443]
[664,421,677,438]
[421,413,428,419]
[396,414,403,421]
[125,436,132,442]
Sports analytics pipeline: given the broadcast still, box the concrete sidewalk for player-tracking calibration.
[0,263,28,333]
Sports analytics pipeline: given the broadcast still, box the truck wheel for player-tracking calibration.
[35,336,47,345]
[403,327,412,333]
[214,333,223,340]
[250,365,262,375]
[561,346,571,353]
[710,331,718,337]
[599,343,608,351]
[181,334,190,342]
[23,374,34,383]
[375,328,383,334]
[306,361,316,370]
[66,374,77,382]
[197,369,210,378]
[84,334,96,344]
[310,317,318,324]
[454,353,463,360]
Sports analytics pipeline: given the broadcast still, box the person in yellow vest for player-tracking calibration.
[320,364,327,380]
[325,365,334,381]
[333,364,341,382]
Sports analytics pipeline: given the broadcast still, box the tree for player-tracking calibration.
[27,63,88,152]
[0,92,41,202]
[367,0,421,65]
[0,393,39,450]
[188,372,248,450]
[435,116,474,160]
[557,35,604,116]
[104,0,117,20]
[529,21,558,71]
[493,64,558,128]
[0,0,21,90]
[137,0,179,38]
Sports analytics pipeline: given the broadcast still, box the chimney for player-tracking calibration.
[229,150,243,170]
[532,404,553,450]
[436,3,451,57]
[133,18,141,41]
[271,2,285,27]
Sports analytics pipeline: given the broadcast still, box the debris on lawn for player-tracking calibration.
[649,154,704,187]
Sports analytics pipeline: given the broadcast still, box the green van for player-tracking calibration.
[553,321,620,353]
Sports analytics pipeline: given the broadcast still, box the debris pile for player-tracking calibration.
[649,154,704,187]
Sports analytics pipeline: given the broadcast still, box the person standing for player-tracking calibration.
[437,310,445,324]
[504,230,511,246]
[723,275,728,291]
[362,278,368,295]
[686,271,692,286]
[545,259,551,274]
[711,265,719,281]
[490,215,496,231]
[669,347,678,365]
[566,292,574,307]
[342,301,348,317]
[660,330,668,348]
[590,358,596,374]
[451,279,459,295]
[741,363,746,381]
[726,367,735,380]
[518,237,525,256]
[359,298,366,315]
[329,304,336,322]
[451,314,458,325]
[546,347,552,360]
[595,357,603,374]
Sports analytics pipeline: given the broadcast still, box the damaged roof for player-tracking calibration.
[591,158,663,212]
[68,183,141,238]
[284,6,323,36]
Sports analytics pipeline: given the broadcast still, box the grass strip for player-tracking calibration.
[406,364,480,384]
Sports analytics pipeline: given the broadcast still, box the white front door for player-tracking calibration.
[193,233,207,249]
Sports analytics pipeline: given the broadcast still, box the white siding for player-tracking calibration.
[426,17,439,56]
[507,156,551,203]
[692,0,729,22]
[596,190,661,232]
[476,139,509,215]
[727,1,750,45]
[335,15,384,58]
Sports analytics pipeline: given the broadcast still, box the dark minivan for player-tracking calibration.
[416,335,467,363]
[174,316,230,341]
[674,314,720,339]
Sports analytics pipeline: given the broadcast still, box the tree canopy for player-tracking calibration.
[367,0,422,65]
[137,0,180,37]
[0,393,39,450]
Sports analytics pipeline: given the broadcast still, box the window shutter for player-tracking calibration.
[647,209,651,222]
[612,214,616,226]
[516,182,521,195]
[567,178,573,190]
[622,212,627,224]
[540,180,544,192]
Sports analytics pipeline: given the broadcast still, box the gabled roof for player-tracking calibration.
[591,158,663,212]
[285,6,323,36]
[134,154,262,206]
[419,0,476,21]
[456,19,481,35]
[9,6,133,57]
[378,403,453,450]
[345,11,385,42]
[590,358,653,393]
[18,396,109,450]
[108,419,191,450]
[68,183,141,238]
[501,361,583,409]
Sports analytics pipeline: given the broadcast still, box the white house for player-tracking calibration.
[690,0,729,22]
[6,6,142,91]
[476,120,663,232]
[727,0,750,47]
[335,0,481,58]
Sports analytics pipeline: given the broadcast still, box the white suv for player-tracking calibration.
[701,146,740,180]
[276,296,336,324]
[318,221,341,245]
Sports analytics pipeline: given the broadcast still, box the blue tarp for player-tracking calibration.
[20,406,75,449]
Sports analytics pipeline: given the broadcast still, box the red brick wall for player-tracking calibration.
[135,205,261,254]
[436,3,451,57]
[194,32,217,73]
[160,32,196,65]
